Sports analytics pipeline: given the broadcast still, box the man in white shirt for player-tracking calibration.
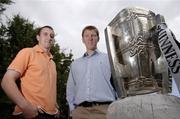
[66,25,117,119]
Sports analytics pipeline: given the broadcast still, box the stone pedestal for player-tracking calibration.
[107,94,180,119]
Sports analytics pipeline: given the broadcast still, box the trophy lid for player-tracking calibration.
[108,7,156,27]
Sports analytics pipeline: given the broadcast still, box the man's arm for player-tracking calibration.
[1,70,38,118]
[66,68,76,112]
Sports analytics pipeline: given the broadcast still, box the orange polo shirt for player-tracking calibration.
[8,45,58,114]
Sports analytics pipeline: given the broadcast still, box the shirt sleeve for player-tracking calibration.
[8,48,31,76]
[66,66,76,111]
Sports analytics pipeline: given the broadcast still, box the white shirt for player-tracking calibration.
[66,50,116,111]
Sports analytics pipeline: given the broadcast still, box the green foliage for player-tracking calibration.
[51,44,73,118]
[0,14,73,118]
[0,15,37,86]
[0,0,12,14]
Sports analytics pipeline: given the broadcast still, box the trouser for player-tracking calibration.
[72,104,109,119]
[7,112,57,119]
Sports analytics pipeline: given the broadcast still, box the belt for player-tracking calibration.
[78,101,112,107]
[10,112,56,119]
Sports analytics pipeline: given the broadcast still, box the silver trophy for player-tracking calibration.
[105,7,171,98]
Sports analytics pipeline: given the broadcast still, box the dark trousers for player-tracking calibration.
[7,112,57,119]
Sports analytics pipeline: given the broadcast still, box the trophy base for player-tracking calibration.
[127,88,160,96]
[126,76,161,95]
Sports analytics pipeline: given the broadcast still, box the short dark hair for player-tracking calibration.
[37,25,54,35]
[82,25,99,38]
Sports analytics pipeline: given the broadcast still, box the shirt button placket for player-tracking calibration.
[87,57,91,100]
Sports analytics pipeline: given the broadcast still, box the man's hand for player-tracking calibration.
[21,102,38,119]
[55,109,60,118]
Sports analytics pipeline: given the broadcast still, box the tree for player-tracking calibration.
[51,44,73,118]
[0,15,73,119]
[0,0,12,14]
[0,15,37,87]
[0,0,12,23]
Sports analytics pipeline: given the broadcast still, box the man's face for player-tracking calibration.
[82,29,99,51]
[37,27,55,50]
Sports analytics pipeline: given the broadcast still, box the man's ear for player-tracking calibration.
[36,35,39,42]
[97,36,100,42]
[82,38,85,43]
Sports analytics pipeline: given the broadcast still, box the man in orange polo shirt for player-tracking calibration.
[1,26,60,119]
